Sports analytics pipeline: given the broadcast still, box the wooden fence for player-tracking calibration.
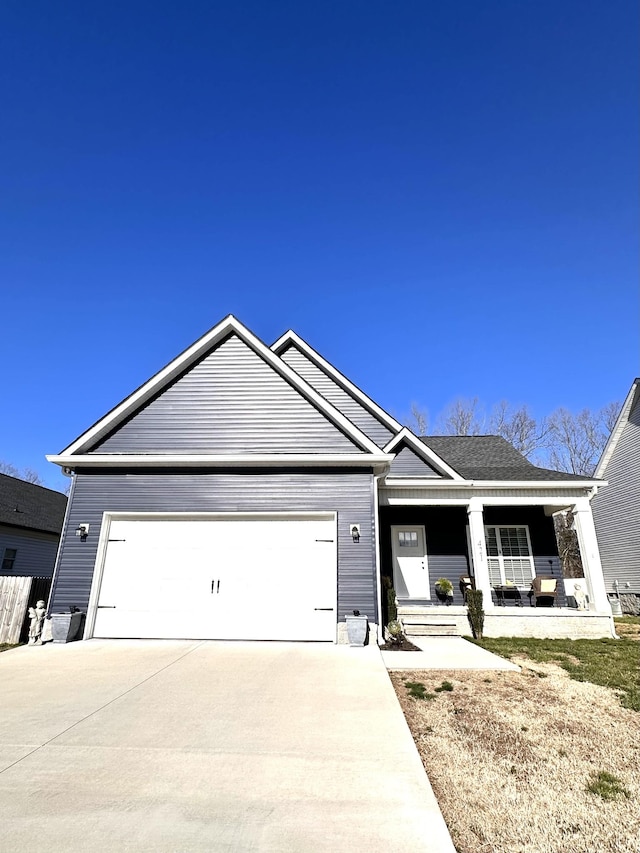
[0,576,52,645]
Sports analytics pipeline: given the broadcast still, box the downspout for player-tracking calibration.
[46,471,77,623]
[373,473,384,645]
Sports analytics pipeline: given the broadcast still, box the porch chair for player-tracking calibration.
[459,574,474,602]
[529,576,557,607]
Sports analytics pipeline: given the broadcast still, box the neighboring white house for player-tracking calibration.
[592,378,640,614]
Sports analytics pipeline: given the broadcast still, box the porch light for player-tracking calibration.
[350,524,361,543]
[75,524,89,542]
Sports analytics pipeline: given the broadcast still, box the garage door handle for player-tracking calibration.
[314,608,334,611]
[97,605,116,609]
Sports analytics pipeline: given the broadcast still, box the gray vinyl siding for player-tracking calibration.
[388,445,442,478]
[93,334,362,455]
[0,526,59,578]
[592,395,640,593]
[279,345,395,448]
[50,470,377,623]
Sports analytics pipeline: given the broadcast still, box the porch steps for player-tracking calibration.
[399,614,460,637]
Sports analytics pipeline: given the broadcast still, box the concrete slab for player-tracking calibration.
[0,640,456,853]
[381,636,521,671]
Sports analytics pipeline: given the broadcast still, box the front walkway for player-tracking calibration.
[0,640,455,853]
[381,636,521,671]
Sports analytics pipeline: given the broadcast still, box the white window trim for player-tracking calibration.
[484,525,535,587]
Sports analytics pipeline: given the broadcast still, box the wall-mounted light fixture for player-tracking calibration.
[75,524,90,542]
[350,524,361,543]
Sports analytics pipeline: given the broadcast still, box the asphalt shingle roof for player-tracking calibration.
[420,436,594,482]
[0,474,67,534]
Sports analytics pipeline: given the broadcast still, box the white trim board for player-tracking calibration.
[47,453,395,471]
[594,379,640,478]
[55,316,385,459]
[381,478,602,490]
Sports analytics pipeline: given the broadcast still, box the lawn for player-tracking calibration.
[390,633,640,853]
[469,632,640,711]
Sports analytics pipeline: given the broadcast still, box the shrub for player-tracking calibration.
[382,576,397,623]
[467,589,484,639]
[387,619,404,645]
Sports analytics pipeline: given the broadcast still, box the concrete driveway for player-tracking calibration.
[0,641,455,853]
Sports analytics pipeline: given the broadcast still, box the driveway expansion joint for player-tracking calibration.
[0,641,204,776]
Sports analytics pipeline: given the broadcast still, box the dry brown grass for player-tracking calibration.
[390,661,640,853]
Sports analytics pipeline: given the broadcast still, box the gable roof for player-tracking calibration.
[48,316,393,469]
[272,330,402,435]
[0,474,67,535]
[383,428,462,479]
[594,378,640,478]
[421,436,596,482]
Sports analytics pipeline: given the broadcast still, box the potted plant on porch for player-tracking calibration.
[435,577,454,604]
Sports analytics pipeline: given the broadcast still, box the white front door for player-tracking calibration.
[391,525,430,600]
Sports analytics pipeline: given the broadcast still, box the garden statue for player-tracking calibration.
[573,584,587,611]
[28,600,46,645]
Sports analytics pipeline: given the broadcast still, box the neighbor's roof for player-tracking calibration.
[0,474,67,534]
[421,436,594,482]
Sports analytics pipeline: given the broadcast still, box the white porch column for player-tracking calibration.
[572,498,609,612]
[467,498,494,610]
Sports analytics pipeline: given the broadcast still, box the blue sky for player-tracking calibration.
[1,1,637,493]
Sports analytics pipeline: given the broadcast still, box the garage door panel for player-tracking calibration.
[93,516,336,641]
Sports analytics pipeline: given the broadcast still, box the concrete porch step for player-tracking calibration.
[399,615,460,637]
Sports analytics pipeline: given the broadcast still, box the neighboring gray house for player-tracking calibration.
[46,315,614,642]
[0,474,67,577]
[592,378,640,611]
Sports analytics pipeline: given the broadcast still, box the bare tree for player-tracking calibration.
[488,401,549,459]
[405,395,621,475]
[553,510,584,578]
[0,461,45,485]
[547,404,621,477]
[407,403,429,436]
[601,400,622,434]
[434,397,484,436]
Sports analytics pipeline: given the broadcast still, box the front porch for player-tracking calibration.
[378,497,614,640]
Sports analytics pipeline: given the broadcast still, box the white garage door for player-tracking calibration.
[92,515,337,641]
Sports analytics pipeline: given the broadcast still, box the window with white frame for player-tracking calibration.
[485,526,534,587]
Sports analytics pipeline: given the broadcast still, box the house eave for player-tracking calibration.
[381,477,603,491]
[47,453,395,473]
